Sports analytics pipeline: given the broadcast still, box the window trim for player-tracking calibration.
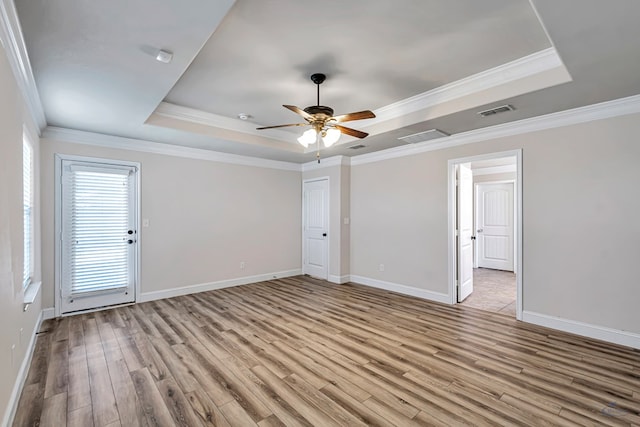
[22,131,35,289]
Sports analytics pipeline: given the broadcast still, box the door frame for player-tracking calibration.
[301,177,330,279]
[447,149,523,320]
[474,180,515,270]
[54,154,141,317]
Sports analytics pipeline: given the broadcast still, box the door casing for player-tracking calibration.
[447,149,522,320]
[54,154,141,317]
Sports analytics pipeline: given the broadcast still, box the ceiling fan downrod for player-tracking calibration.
[310,73,326,107]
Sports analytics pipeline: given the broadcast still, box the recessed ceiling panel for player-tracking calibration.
[166,0,551,128]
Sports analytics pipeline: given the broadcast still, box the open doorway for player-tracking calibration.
[448,150,522,319]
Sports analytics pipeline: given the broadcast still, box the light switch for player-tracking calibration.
[344,217,350,225]
[142,218,150,227]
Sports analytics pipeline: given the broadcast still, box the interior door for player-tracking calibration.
[477,182,514,271]
[303,179,328,279]
[60,160,137,314]
[457,163,474,302]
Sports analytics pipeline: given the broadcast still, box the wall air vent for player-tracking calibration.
[348,144,366,150]
[398,129,450,144]
[477,104,515,117]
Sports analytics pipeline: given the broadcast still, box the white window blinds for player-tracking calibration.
[62,165,134,295]
[23,139,34,288]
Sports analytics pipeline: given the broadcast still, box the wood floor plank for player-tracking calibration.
[319,383,393,427]
[156,376,205,427]
[67,344,91,411]
[67,405,94,427]
[40,392,68,427]
[218,400,258,427]
[184,389,231,427]
[12,277,640,426]
[362,396,422,427]
[84,317,121,427]
[251,365,339,427]
[23,331,51,387]
[12,383,45,426]
[283,373,368,426]
[256,414,285,427]
[44,338,68,398]
[130,368,176,426]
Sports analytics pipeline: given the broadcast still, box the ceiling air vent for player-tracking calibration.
[398,129,450,144]
[348,144,366,150]
[477,104,515,117]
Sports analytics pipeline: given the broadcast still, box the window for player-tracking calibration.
[23,136,34,288]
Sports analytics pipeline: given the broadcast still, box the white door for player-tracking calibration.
[476,182,514,271]
[60,160,137,314]
[457,163,474,302]
[302,179,328,279]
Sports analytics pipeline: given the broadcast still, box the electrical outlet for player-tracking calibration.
[10,344,15,368]
[142,218,150,227]
[240,261,245,270]
[19,328,24,346]
[379,264,385,272]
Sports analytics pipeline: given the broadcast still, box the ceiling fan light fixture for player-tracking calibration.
[322,128,341,147]
[297,128,316,147]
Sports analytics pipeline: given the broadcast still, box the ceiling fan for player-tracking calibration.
[257,73,376,160]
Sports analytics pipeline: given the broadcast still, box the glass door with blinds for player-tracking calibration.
[59,159,138,314]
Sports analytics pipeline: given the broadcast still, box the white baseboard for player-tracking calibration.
[522,311,640,350]
[138,269,302,303]
[349,275,450,305]
[2,309,45,427]
[328,274,350,284]
[41,307,55,320]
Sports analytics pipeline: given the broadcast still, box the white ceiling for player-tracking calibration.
[14,0,640,163]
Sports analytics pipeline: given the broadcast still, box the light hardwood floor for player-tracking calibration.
[13,276,640,426]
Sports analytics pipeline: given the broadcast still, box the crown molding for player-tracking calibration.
[301,155,350,172]
[154,102,298,143]
[42,127,302,172]
[0,0,46,133]
[151,48,568,147]
[352,93,640,166]
[364,47,568,128]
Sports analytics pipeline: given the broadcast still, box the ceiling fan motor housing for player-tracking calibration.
[303,105,334,117]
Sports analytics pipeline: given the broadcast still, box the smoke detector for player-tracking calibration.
[155,49,173,64]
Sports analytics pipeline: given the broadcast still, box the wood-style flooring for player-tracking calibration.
[13,276,640,426]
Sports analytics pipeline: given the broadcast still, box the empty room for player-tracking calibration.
[1,0,639,425]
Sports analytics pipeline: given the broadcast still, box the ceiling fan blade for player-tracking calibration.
[335,125,369,139]
[283,105,313,120]
[256,123,308,130]
[332,110,376,123]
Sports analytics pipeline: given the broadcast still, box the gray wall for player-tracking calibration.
[351,113,640,333]
[0,42,42,422]
[40,140,302,306]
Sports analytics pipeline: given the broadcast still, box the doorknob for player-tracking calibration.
[127,239,134,244]
[477,229,483,233]
[323,233,327,237]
